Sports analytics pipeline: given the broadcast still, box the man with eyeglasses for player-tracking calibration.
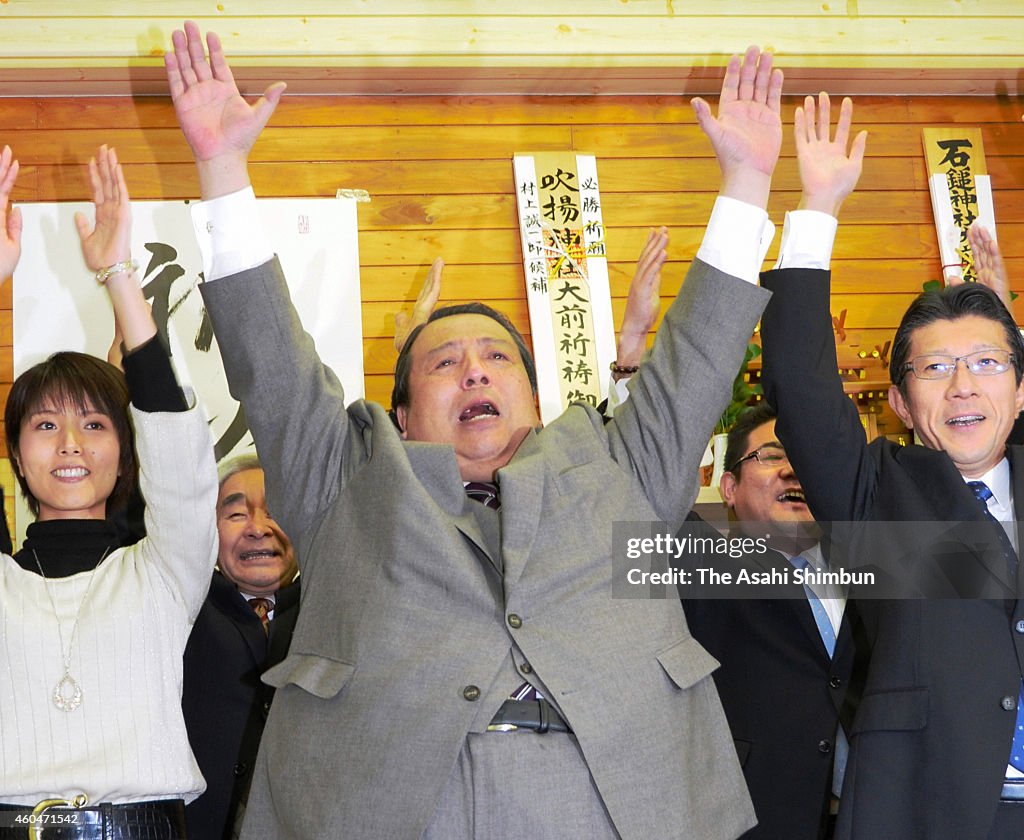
[681,402,865,840]
[759,90,1024,839]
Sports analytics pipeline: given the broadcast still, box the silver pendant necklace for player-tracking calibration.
[32,547,110,712]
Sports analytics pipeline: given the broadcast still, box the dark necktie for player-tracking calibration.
[967,481,1024,772]
[465,481,501,511]
[249,597,273,635]
[967,481,1017,582]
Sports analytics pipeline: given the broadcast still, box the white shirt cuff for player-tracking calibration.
[773,209,838,270]
[605,375,632,416]
[696,196,775,285]
[190,187,274,281]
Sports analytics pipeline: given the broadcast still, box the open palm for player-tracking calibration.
[165,22,285,164]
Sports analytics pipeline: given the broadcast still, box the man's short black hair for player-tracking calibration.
[723,401,778,480]
[890,283,1024,396]
[390,303,538,426]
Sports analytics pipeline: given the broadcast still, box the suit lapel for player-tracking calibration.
[898,444,1013,592]
[210,574,267,663]
[496,429,546,588]
[404,441,500,571]
[228,596,268,663]
[1009,446,1024,601]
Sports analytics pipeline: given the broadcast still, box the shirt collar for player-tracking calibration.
[967,457,1012,513]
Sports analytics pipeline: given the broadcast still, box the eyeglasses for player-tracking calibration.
[901,349,1015,381]
[728,444,790,473]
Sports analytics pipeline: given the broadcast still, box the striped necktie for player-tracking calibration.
[465,481,501,511]
[967,481,1017,581]
[249,597,273,635]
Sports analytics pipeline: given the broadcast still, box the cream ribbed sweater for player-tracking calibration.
[0,402,217,806]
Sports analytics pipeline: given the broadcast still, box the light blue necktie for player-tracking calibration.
[966,481,1024,772]
[791,554,848,794]
[791,555,837,657]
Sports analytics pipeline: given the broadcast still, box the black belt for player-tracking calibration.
[1002,780,1024,802]
[0,798,186,839]
[487,698,573,734]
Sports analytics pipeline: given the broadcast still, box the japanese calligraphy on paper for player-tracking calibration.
[513,153,615,423]
[923,128,995,283]
[14,197,363,538]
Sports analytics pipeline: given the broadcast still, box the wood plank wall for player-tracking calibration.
[0,92,1022,481]
[1,2,1023,96]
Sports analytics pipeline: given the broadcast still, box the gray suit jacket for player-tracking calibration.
[200,256,770,840]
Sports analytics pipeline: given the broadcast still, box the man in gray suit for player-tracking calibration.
[166,21,781,840]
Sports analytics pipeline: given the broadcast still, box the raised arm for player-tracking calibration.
[691,45,783,210]
[75,146,214,607]
[169,22,358,542]
[963,224,1015,316]
[613,227,668,376]
[394,257,443,353]
[0,145,21,283]
[761,92,872,522]
[604,48,778,519]
[793,92,867,217]
[74,145,158,352]
[164,20,285,199]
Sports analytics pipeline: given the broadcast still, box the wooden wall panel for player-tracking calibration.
[2,91,1022,465]
[0,3,1022,95]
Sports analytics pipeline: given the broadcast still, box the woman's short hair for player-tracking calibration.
[4,351,137,518]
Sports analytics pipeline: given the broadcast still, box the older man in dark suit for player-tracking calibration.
[183,456,299,840]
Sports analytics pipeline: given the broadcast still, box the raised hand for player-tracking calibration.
[615,227,668,375]
[74,145,131,273]
[0,145,21,281]
[164,20,286,197]
[395,257,443,352]
[691,46,784,208]
[794,92,868,217]
[74,146,157,352]
[962,223,1014,313]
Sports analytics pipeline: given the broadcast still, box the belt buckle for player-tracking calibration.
[486,723,519,732]
[29,794,88,840]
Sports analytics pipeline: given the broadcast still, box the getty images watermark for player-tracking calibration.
[614,523,873,598]
[611,519,1022,600]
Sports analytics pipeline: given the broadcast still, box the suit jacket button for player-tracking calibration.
[463,685,481,701]
[818,740,832,754]
[233,761,248,777]
[263,701,272,716]
[1002,695,1017,711]
[520,662,533,675]
[1016,620,1024,634]
[829,676,842,689]
[507,614,523,629]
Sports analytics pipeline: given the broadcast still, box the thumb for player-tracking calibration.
[73,209,92,244]
[251,82,287,133]
[7,205,21,244]
[691,97,718,142]
[394,311,411,351]
[849,129,868,167]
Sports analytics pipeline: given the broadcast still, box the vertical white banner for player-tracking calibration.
[513,153,615,424]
